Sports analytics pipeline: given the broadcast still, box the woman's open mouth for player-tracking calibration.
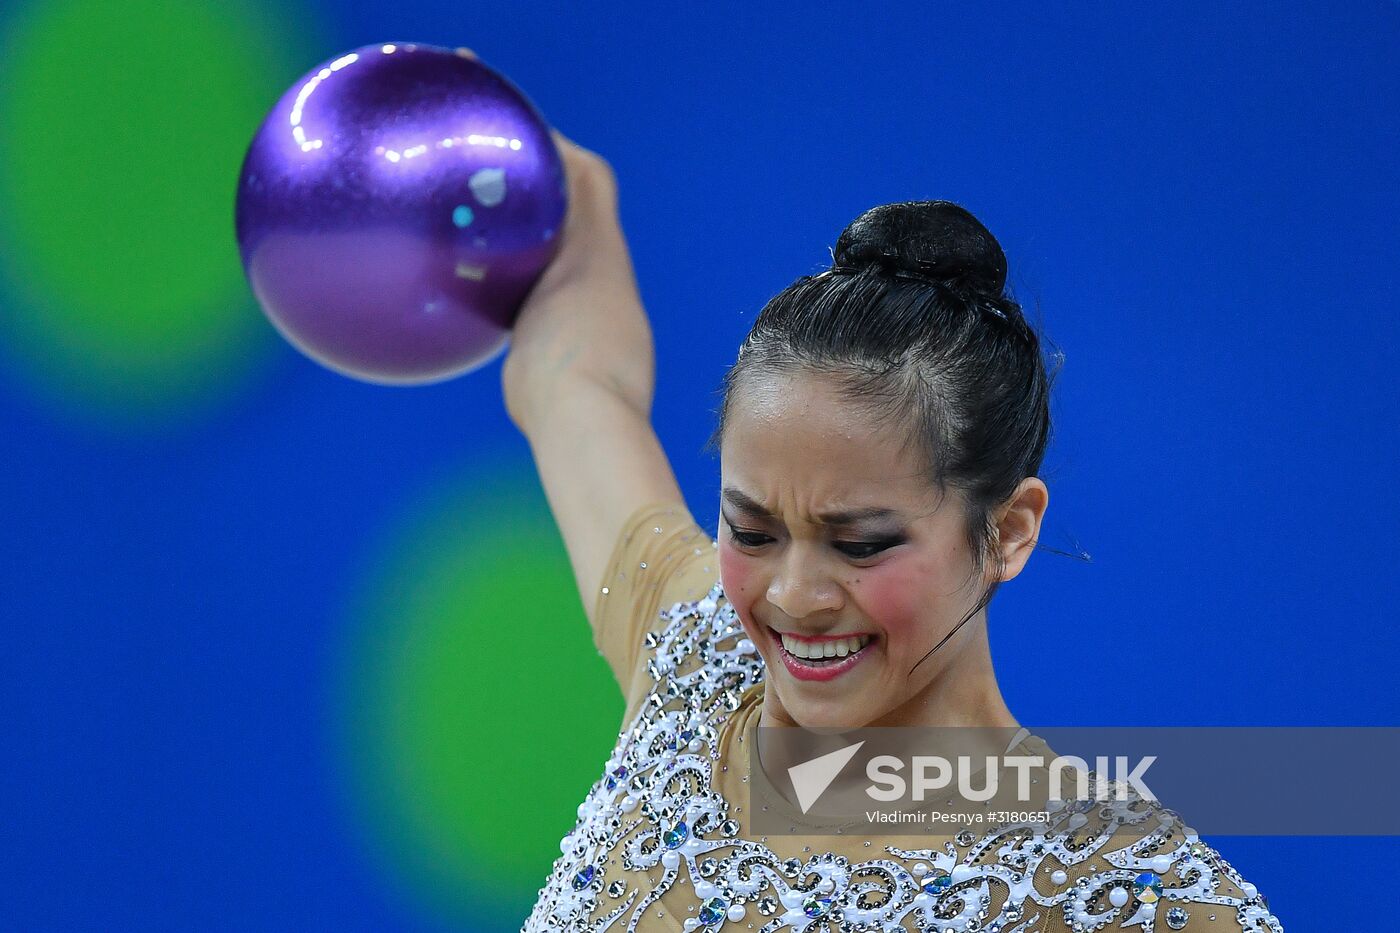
[767,626,877,682]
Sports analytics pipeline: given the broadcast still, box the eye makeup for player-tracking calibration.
[721,516,904,559]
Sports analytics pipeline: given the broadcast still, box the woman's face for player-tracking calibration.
[717,368,990,731]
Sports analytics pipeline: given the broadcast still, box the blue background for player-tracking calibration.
[4,1,1397,929]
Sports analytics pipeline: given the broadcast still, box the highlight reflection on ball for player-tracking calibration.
[235,43,566,385]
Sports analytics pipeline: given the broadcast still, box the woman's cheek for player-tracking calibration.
[717,542,762,639]
[851,556,925,642]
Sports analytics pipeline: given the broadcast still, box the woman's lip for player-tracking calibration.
[767,625,876,682]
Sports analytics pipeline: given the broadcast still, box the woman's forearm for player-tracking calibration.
[498,131,685,603]
[502,286,656,432]
[509,361,684,627]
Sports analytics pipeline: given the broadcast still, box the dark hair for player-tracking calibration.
[704,201,1058,670]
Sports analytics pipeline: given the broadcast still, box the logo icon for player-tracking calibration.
[787,740,865,813]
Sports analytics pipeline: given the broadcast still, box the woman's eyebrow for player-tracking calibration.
[721,487,900,526]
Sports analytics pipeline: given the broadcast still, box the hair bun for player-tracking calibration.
[832,200,1008,299]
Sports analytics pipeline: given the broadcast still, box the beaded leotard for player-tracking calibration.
[522,577,1284,933]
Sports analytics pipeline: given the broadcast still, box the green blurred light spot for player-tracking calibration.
[340,471,623,928]
[0,0,309,418]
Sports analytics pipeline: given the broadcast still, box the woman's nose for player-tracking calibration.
[766,552,843,619]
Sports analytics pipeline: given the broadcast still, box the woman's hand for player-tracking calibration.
[501,130,654,432]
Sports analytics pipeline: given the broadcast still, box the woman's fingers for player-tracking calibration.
[543,129,617,224]
[551,129,580,154]
[455,46,478,59]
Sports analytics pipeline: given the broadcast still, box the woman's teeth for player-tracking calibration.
[779,632,872,661]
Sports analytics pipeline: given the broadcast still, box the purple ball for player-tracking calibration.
[235,43,566,385]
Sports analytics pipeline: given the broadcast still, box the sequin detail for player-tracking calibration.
[522,581,1284,932]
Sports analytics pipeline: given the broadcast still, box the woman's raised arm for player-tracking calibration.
[501,132,685,628]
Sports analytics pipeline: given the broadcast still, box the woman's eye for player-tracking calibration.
[725,520,898,560]
[726,525,770,548]
[835,540,893,560]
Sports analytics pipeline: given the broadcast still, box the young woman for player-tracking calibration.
[503,134,1283,933]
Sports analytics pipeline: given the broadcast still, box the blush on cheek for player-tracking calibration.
[851,557,927,640]
[717,543,762,639]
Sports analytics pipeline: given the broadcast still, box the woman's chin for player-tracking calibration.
[799,719,863,736]
[777,693,873,733]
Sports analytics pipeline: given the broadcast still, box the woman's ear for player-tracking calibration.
[992,477,1049,582]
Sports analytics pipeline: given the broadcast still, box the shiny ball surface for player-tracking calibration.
[235,43,566,385]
